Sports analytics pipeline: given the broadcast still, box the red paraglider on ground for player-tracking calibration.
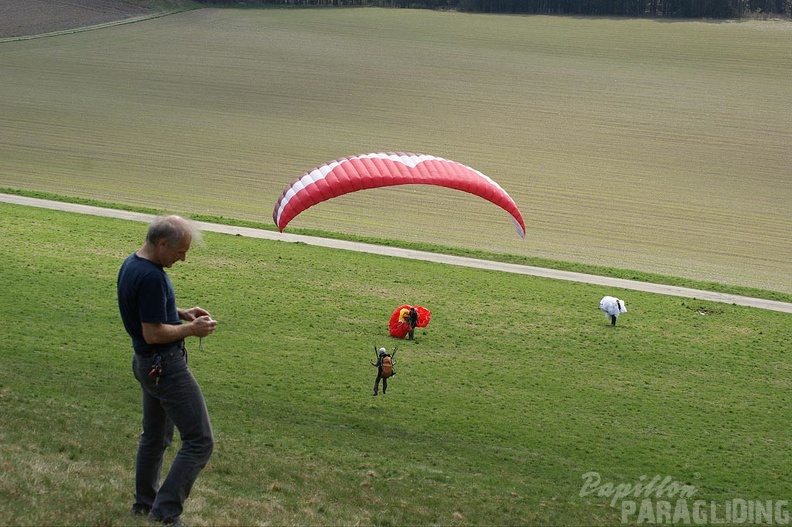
[272,152,526,238]
[389,304,431,339]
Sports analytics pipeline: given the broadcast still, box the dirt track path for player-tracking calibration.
[4,193,791,314]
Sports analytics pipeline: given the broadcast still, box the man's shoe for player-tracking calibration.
[148,514,187,527]
[130,503,151,516]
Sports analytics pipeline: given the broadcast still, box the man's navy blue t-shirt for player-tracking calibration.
[117,253,181,354]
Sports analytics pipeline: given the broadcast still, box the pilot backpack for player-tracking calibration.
[381,355,393,378]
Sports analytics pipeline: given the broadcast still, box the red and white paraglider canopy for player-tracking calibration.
[272,152,526,238]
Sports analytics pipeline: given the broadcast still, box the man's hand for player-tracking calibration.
[190,315,217,338]
[143,310,217,344]
[179,306,211,322]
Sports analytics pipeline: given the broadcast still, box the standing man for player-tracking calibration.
[117,215,217,526]
[371,347,395,396]
[407,306,418,340]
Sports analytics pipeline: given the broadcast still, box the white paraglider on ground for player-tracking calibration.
[600,296,627,326]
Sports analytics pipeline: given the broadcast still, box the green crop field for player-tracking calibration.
[0,8,790,293]
[1,204,791,526]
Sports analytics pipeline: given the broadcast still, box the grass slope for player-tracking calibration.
[0,9,790,292]
[1,204,790,526]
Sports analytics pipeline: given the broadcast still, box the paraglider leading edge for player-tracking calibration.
[272,152,526,238]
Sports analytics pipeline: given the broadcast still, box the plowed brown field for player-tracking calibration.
[0,0,153,39]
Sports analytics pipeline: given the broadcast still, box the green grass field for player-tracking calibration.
[0,8,790,293]
[1,203,791,526]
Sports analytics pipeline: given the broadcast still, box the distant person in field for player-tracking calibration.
[371,346,396,396]
[117,215,217,527]
[599,296,627,326]
[407,306,419,340]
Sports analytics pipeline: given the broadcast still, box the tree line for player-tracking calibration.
[196,0,790,17]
